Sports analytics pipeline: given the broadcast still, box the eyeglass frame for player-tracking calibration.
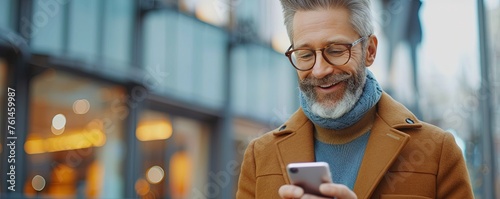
[284,35,369,71]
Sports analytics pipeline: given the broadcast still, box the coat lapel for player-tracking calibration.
[353,93,420,198]
[353,114,410,198]
[272,93,420,195]
[274,109,316,184]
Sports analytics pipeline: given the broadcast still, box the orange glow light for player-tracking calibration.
[170,151,192,197]
[135,178,150,196]
[136,120,173,141]
[25,129,106,154]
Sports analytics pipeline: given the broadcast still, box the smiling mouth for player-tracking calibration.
[318,81,342,89]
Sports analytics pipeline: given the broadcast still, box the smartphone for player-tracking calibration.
[286,162,332,197]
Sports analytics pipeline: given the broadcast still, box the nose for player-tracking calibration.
[311,51,333,79]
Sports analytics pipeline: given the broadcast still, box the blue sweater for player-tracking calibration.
[314,131,370,190]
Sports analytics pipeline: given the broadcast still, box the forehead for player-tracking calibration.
[292,7,358,47]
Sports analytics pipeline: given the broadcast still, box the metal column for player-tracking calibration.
[477,0,497,198]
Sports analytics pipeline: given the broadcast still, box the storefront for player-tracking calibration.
[0,50,218,198]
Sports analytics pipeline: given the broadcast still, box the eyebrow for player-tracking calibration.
[293,38,353,49]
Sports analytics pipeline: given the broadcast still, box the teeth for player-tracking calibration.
[319,82,337,88]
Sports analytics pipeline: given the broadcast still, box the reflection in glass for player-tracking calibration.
[170,150,192,198]
[137,110,210,198]
[26,70,127,198]
[136,116,173,141]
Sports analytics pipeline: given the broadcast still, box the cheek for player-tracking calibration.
[337,63,359,75]
[297,71,309,81]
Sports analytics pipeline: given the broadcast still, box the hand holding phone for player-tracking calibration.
[286,162,332,197]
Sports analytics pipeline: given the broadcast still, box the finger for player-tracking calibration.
[278,185,304,198]
[319,183,357,199]
[301,193,330,199]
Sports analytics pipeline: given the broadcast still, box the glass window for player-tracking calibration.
[30,0,66,54]
[250,45,271,116]
[231,44,297,121]
[144,11,226,108]
[24,69,127,198]
[68,0,99,61]
[194,23,227,107]
[0,0,13,30]
[135,109,210,198]
[179,0,230,26]
[232,45,263,117]
[175,15,196,99]
[144,11,175,94]
[102,0,133,67]
[269,52,299,124]
[231,45,249,115]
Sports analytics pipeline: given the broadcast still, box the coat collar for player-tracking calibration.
[274,93,421,135]
[273,92,421,197]
[273,108,315,184]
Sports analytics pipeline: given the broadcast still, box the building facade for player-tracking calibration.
[0,0,498,198]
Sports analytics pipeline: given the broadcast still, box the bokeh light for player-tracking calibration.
[31,175,46,191]
[73,99,90,114]
[51,125,64,135]
[146,166,165,184]
[52,114,66,130]
[135,178,150,196]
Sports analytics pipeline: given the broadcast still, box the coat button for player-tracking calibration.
[405,118,414,124]
[279,125,287,131]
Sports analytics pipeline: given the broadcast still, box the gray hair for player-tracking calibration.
[279,0,374,43]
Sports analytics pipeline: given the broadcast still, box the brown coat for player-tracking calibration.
[236,93,474,199]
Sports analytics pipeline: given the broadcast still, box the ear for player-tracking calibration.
[364,35,378,67]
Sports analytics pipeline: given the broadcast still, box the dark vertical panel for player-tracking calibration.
[123,1,145,197]
[131,0,144,68]
[209,34,235,199]
[0,30,30,199]
[477,0,497,198]
[96,0,106,58]
[3,1,33,197]
[204,19,236,197]
[61,0,70,54]
[14,0,33,43]
[123,84,144,198]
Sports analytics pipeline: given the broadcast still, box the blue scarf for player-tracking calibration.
[300,69,382,130]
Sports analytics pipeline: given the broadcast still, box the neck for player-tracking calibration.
[314,106,376,144]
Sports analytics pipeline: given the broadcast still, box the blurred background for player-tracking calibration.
[0,0,499,198]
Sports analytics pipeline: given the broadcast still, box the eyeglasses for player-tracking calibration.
[285,36,368,71]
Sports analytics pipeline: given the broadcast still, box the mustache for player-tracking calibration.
[300,73,352,87]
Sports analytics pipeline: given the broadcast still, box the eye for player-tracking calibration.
[325,45,347,56]
[294,50,314,60]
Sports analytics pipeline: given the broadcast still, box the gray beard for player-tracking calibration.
[299,66,366,119]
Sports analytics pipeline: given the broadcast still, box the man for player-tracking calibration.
[236,0,474,198]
